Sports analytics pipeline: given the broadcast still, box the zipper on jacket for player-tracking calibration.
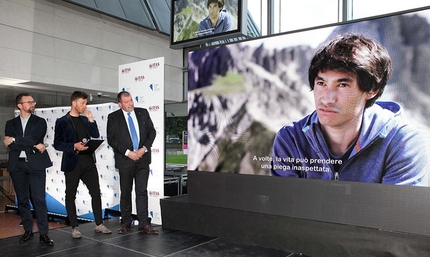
[334,171,339,181]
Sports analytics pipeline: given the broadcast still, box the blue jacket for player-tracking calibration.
[53,112,100,172]
[197,10,232,37]
[271,101,430,186]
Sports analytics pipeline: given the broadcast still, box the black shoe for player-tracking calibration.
[39,234,54,246]
[19,231,34,243]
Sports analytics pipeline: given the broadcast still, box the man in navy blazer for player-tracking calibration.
[53,91,111,238]
[4,93,54,245]
[107,91,157,234]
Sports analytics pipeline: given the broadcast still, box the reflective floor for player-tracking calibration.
[0,212,308,257]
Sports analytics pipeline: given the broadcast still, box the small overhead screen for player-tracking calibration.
[170,0,247,49]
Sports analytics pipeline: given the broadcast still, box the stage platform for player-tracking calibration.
[161,194,430,257]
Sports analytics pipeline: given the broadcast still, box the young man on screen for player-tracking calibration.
[271,34,430,186]
[197,0,232,37]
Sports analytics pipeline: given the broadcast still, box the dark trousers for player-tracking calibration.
[64,155,102,227]
[10,159,49,235]
[118,163,150,225]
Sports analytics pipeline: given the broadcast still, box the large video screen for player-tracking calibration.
[170,0,247,49]
[187,6,430,186]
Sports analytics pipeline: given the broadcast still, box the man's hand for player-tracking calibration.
[135,147,146,158]
[83,109,94,123]
[33,143,46,153]
[74,142,89,152]
[127,151,141,161]
[4,136,14,147]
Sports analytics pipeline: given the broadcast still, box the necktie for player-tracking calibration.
[128,112,139,151]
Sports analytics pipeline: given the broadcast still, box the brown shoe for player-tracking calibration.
[118,224,131,234]
[138,225,158,234]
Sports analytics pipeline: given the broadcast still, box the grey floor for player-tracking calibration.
[0,216,309,257]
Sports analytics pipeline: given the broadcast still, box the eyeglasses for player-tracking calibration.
[19,101,36,105]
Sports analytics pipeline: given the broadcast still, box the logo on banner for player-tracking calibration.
[148,105,160,112]
[106,165,115,172]
[134,96,145,104]
[135,75,145,82]
[51,109,57,114]
[149,210,160,221]
[149,191,160,197]
[121,67,131,74]
[95,106,105,112]
[149,83,161,92]
[149,62,160,69]
[99,154,108,160]
[151,148,160,154]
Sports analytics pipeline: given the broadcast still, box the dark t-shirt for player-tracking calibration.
[71,116,91,155]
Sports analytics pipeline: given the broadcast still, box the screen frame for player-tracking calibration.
[170,0,248,49]
[186,5,430,185]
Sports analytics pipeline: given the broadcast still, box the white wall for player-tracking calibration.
[0,0,184,102]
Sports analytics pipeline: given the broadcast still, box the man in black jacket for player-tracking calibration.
[4,93,54,245]
[107,91,157,234]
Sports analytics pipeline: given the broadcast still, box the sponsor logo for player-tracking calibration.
[149,83,161,92]
[121,67,131,74]
[149,191,160,197]
[149,62,160,69]
[148,105,160,112]
[135,75,145,82]
[134,96,145,104]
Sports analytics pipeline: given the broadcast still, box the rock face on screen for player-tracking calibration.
[187,12,430,175]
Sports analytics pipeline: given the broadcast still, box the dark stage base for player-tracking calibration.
[161,195,430,257]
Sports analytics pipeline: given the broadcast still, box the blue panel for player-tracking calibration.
[119,0,155,29]
[94,0,126,18]
[146,0,171,34]
[65,0,97,9]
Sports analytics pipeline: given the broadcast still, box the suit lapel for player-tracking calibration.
[118,110,134,147]
[13,116,24,137]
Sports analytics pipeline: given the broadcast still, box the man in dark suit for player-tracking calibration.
[107,91,157,234]
[53,91,111,239]
[3,93,54,246]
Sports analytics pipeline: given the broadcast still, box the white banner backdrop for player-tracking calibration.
[118,57,165,225]
[25,103,120,221]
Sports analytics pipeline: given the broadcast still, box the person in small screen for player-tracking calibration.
[271,34,430,186]
[197,0,232,37]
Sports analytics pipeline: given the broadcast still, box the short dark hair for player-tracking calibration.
[70,91,88,104]
[207,0,224,9]
[15,93,32,105]
[308,34,392,108]
[117,91,131,103]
